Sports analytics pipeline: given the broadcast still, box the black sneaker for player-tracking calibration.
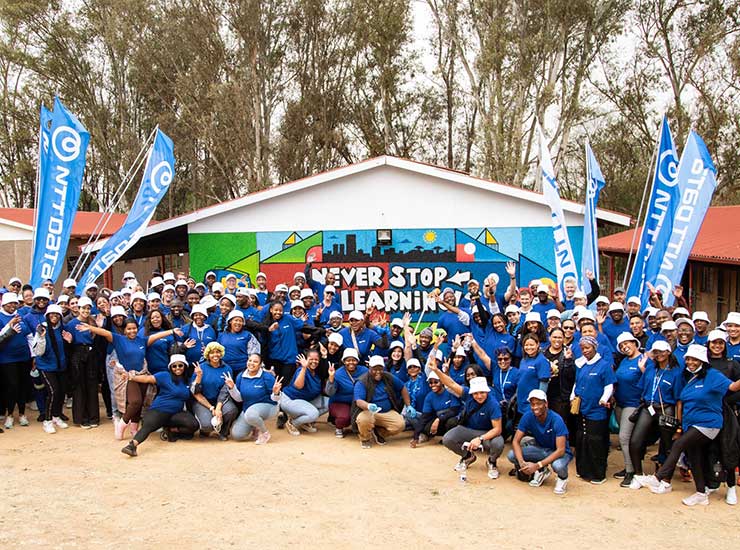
[121,442,137,457]
[620,473,634,488]
[508,468,517,477]
[613,469,626,479]
[276,411,286,429]
[59,413,69,422]
[37,414,45,423]
[372,429,386,446]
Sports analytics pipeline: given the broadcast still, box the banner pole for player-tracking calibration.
[71,127,157,279]
[29,104,44,277]
[622,126,661,289]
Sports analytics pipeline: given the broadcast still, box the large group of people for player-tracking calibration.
[2,264,740,507]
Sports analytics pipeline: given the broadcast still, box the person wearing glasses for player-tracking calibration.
[120,355,199,456]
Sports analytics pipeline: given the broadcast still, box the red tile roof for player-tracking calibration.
[0,208,127,238]
[599,206,740,266]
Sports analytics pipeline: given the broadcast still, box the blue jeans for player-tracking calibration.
[507,443,572,479]
[231,403,278,440]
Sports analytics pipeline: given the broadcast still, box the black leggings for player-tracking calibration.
[270,361,296,388]
[629,405,676,475]
[657,427,713,493]
[39,370,63,421]
[133,409,199,445]
[70,346,100,425]
[0,361,29,416]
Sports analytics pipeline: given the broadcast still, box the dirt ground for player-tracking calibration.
[2,410,739,550]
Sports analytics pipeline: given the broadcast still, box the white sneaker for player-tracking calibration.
[706,487,719,494]
[29,401,39,411]
[629,477,642,490]
[4,416,13,429]
[487,460,500,480]
[52,416,69,429]
[284,419,300,436]
[554,477,568,495]
[299,422,318,433]
[42,420,56,434]
[334,428,345,438]
[18,415,29,426]
[727,486,737,505]
[529,467,551,487]
[454,459,466,472]
[65,397,73,409]
[682,491,709,506]
[650,480,672,494]
[638,474,660,489]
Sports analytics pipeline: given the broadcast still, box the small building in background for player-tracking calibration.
[599,205,740,321]
[86,156,630,320]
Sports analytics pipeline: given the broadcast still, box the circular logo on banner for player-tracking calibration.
[150,160,173,193]
[657,149,678,188]
[51,125,82,162]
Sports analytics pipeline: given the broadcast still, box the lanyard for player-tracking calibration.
[651,370,666,400]
[499,368,512,391]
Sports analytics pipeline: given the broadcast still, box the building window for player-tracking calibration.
[376,229,392,246]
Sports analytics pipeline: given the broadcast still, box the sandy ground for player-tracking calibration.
[2,409,739,550]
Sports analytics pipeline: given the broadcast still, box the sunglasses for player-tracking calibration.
[563,325,576,330]
[497,356,511,362]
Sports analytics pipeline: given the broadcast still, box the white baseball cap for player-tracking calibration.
[505,304,520,315]
[328,333,343,346]
[33,288,51,300]
[220,294,237,306]
[348,311,364,321]
[324,285,336,294]
[627,296,641,306]
[256,272,267,279]
[672,307,690,317]
[524,312,542,324]
[162,284,175,293]
[294,271,305,281]
[110,305,127,318]
[122,271,136,281]
[8,277,22,285]
[205,271,216,279]
[650,340,672,353]
[389,341,404,350]
[150,276,164,287]
[578,310,596,322]
[676,318,694,330]
[660,321,678,332]
[175,280,188,288]
[406,358,422,369]
[368,355,385,368]
[342,348,359,361]
[62,278,77,288]
[536,284,549,294]
[468,377,490,393]
[594,296,609,305]
[225,273,237,281]
[56,295,69,304]
[692,311,710,323]
[1,292,19,306]
[684,344,708,364]
[78,297,93,308]
[528,389,548,402]
[329,311,343,320]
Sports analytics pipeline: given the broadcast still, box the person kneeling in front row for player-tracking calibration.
[507,389,572,494]
[353,355,412,449]
[428,361,504,479]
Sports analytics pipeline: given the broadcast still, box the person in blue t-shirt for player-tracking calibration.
[628,339,685,484]
[613,332,649,487]
[190,341,239,440]
[410,367,461,447]
[0,292,33,429]
[429,361,504,480]
[66,296,102,428]
[515,334,551,421]
[339,311,387,363]
[353,356,411,449]
[640,345,740,506]
[570,335,616,484]
[121,355,199,456]
[325,348,368,438]
[403,358,429,424]
[507,389,572,494]
[228,353,281,444]
[278,349,328,435]
[217,310,261,378]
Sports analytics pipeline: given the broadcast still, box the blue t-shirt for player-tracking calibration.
[436,311,469,350]
[448,364,467,386]
[112,333,147,372]
[67,318,94,345]
[680,368,731,431]
[614,356,646,408]
[0,311,32,363]
[492,366,520,403]
[459,386,501,431]
[640,363,684,405]
[516,354,551,413]
[283,367,322,401]
[192,361,232,402]
[268,315,305,364]
[339,327,382,363]
[330,365,369,404]
[405,374,429,410]
[517,409,572,456]
[236,370,276,411]
[353,374,404,413]
[182,323,217,365]
[573,354,616,421]
[138,328,173,374]
[422,388,461,414]
[601,317,629,352]
[150,371,190,414]
[218,330,260,374]
[35,324,67,372]
[727,341,740,363]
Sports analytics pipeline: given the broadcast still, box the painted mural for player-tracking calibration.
[188,227,583,321]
